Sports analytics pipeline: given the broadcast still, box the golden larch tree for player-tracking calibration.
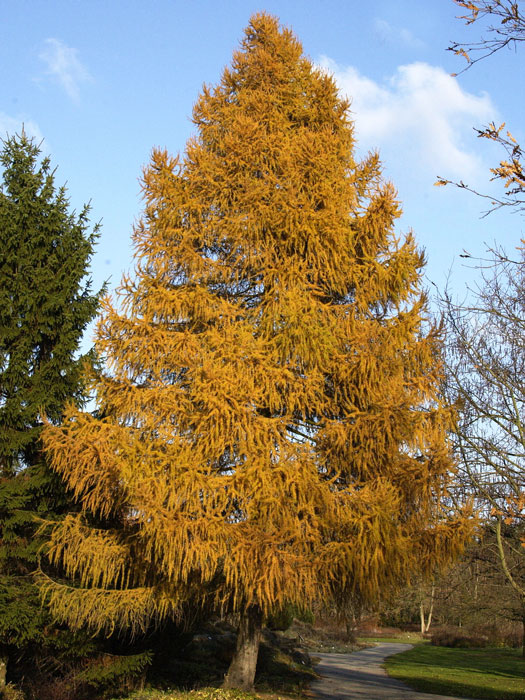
[40,14,472,690]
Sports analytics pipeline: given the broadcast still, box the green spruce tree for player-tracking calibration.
[0,132,102,687]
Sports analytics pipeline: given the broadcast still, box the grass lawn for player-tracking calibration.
[385,644,525,700]
[358,631,424,645]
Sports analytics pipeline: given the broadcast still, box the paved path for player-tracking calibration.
[310,642,479,700]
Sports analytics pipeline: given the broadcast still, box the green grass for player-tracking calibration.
[358,632,424,645]
[385,644,525,700]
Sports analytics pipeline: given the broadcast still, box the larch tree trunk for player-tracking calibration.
[223,606,263,691]
[0,656,7,688]
[345,618,356,644]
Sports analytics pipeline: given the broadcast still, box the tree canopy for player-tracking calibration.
[40,14,472,690]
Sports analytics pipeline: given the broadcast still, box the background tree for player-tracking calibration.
[379,524,524,647]
[434,1,525,654]
[440,524,525,640]
[437,1,525,213]
[449,1,525,70]
[0,133,103,691]
[443,244,525,652]
[41,14,472,691]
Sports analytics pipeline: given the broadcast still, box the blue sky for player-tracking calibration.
[2,0,524,320]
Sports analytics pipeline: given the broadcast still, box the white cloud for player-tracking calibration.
[39,38,92,102]
[373,18,425,49]
[0,113,43,143]
[319,58,498,183]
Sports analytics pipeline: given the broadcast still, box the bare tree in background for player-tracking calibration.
[438,1,525,652]
[436,1,525,214]
[450,1,525,70]
[443,245,525,651]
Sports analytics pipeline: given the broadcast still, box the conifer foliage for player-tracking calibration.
[41,15,472,690]
[0,133,102,686]
[0,133,101,473]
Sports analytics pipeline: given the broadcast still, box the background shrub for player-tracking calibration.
[431,626,489,648]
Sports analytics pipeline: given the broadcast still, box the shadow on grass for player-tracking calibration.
[386,645,524,700]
